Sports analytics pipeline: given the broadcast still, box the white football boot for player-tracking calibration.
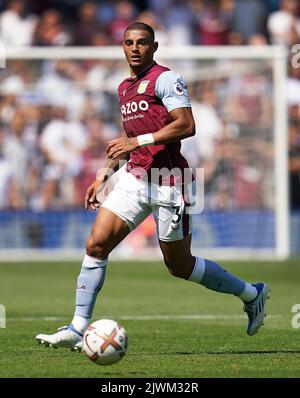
[36,324,83,351]
[243,283,270,336]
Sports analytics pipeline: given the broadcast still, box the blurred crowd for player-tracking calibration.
[0,57,126,210]
[0,0,299,212]
[0,56,276,212]
[0,0,299,47]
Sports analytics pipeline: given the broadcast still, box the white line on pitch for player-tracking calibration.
[6,314,283,322]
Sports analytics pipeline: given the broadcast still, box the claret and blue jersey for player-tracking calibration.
[118,61,192,175]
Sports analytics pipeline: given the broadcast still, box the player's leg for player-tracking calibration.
[156,205,269,336]
[159,234,195,279]
[36,208,130,349]
[159,234,254,298]
[36,169,153,349]
[72,208,131,331]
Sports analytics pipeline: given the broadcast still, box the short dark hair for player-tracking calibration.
[124,22,155,42]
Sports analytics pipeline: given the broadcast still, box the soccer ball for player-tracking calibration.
[82,319,128,365]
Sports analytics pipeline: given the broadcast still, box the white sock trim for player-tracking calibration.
[83,254,108,269]
[71,315,90,335]
[188,257,205,283]
[238,283,257,302]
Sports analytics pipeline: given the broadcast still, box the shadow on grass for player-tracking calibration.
[94,370,150,377]
[129,350,300,356]
[175,350,300,355]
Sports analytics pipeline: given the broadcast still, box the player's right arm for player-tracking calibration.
[84,131,130,210]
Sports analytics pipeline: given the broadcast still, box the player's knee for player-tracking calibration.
[163,254,195,280]
[169,267,190,279]
[163,255,172,270]
[164,257,188,279]
[85,234,109,259]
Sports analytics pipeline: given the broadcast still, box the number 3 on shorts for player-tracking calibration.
[171,206,182,230]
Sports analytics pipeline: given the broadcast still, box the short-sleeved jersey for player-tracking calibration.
[118,62,192,184]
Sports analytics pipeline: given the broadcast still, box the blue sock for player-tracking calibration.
[189,257,246,296]
[74,254,107,321]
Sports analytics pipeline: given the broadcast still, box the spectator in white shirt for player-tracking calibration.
[0,0,38,46]
[268,0,300,46]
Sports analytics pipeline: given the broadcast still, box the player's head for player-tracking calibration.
[123,22,158,74]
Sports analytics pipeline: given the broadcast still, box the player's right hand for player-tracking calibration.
[84,180,102,211]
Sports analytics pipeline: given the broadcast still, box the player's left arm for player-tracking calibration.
[146,106,195,145]
[106,107,195,159]
[147,70,196,144]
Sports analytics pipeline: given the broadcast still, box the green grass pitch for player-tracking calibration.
[0,259,300,378]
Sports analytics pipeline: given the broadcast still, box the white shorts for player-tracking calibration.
[101,167,193,242]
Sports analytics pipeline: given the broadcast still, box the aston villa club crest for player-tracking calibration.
[137,80,150,94]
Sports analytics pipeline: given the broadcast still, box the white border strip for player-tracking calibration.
[273,54,290,259]
[4,45,287,60]
[7,314,282,322]
[0,247,284,262]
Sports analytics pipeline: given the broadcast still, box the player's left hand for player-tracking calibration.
[106,137,138,160]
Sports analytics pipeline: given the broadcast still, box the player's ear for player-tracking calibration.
[153,41,158,53]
